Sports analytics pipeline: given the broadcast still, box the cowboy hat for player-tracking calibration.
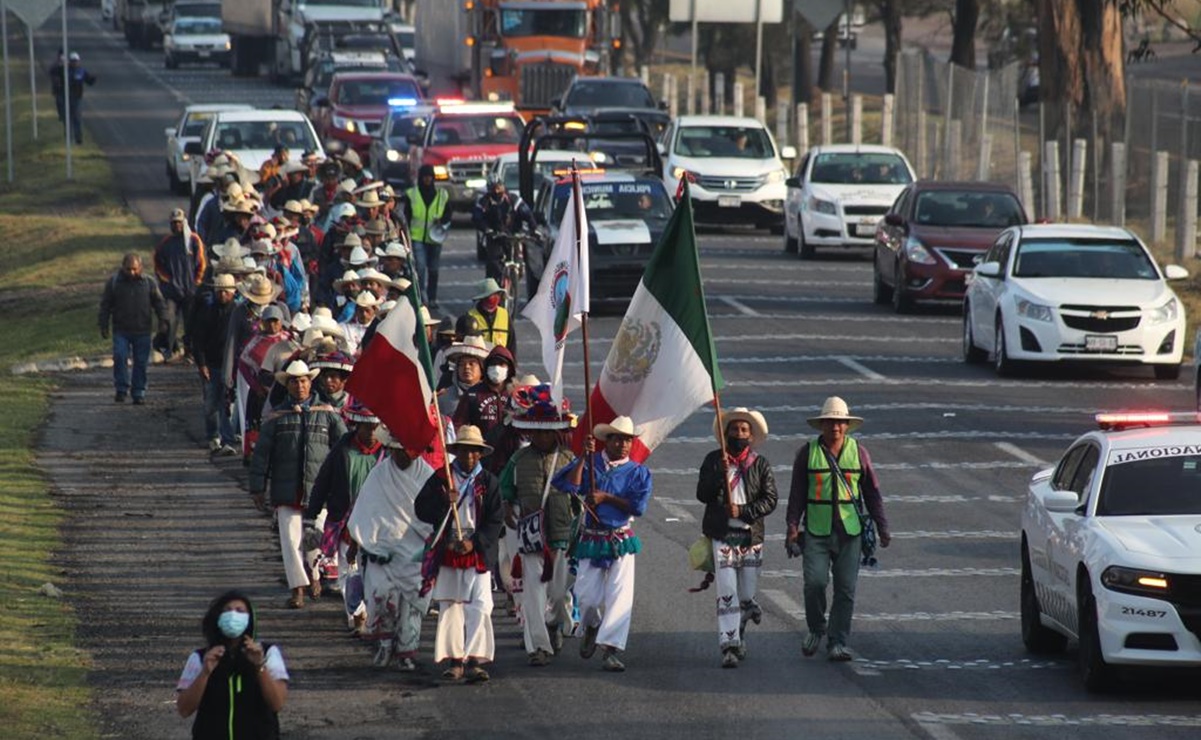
[444,335,490,361]
[344,245,378,268]
[353,180,385,196]
[376,240,409,259]
[353,292,381,309]
[472,277,507,301]
[339,178,358,194]
[212,254,256,277]
[299,199,318,214]
[378,299,397,316]
[337,232,364,250]
[594,415,641,440]
[169,207,187,222]
[447,425,493,455]
[238,274,282,305]
[363,218,388,236]
[222,182,244,200]
[380,184,395,199]
[713,407,769,447]
[356,190,383,209]
[356,267,388,285]
[212,238,250,260]
[281,160,308,175]
[274,359,320,385]
[806,396,863,431]
[385,276,412,293]
[338,149,363,168]
[208,273,238,291]
[514,373,541,387]
[282,199,304,214]
[419,306,441,327]
[332,270,361,290]
[222,197,255,216]
[290,312,312,333]
[249,238,276,257]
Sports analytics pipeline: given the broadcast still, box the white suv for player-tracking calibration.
[783,144,914,258]
[661,116,794,234]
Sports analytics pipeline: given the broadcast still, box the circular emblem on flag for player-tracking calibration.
[550,261,571,341]
[604,317,661,384]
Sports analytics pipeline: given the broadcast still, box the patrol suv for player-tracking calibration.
[406,102,525,210]
[1020,412,1201,691]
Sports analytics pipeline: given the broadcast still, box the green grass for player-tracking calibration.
[0,40,149,739]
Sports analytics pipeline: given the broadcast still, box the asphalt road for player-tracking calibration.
[41,5,1201,739]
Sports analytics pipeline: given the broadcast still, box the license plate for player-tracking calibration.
[198,51,211,58]
[464,178,486,189]
[717,195,741,208]
[854,222,877,237]
[1085,335,1117,352]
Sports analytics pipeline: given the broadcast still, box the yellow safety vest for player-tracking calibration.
[405,186,448,244]
[805,437,863,537]
[468,306,510,347]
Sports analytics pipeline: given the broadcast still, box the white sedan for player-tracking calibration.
[165,103,252,194]
[783,144,914,259]
[1021,412,1201,691]
[963,224,1188,379]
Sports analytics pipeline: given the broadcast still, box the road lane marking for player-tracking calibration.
[562,354,955,368]
[837,356,884,380]
[517,333,961,350]
[761,567,1021,579]
[662,430,1075,444]
[717,296,762,316]
[913,712,1201,727]
[655,494,1022,505]
[649,461,1037,475]
[994,442,1049,466]
[761,530,1016,542]
[852,658,1064,673]
[761,592,1020,625]
[657,500,695,522]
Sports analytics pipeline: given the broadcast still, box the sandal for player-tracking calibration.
[286,588,304,609]
[441,663,464,681]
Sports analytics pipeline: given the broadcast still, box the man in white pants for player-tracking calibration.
[499,390,577,666]
[552,416,652,672]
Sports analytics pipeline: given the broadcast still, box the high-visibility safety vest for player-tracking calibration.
[468,305,510,347]
[405,186,448,244]
[805,437,863,537]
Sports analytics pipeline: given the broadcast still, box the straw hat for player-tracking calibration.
[345,245,378,268]
[356,190,383,209]
[299,199,318,214]
[445,335,490,361]
[222,197,255,216]
[376,240,409,259]
[353,292,381,309]
[514,373,541,387]
[237,274,282,305]
[339,178,358,194]
[419,306,441,327]
[593,415,641,440]
[713,407,769,447]
[332,270,361,290]
[209,273,238,291]
[282,200,304,215]
[447,425,493,455]
[378,299,397,316]
[338,149,363,168]
[472,277,506,300]
[249,238,276,257]
[310,307,346,338]
[290,312,312,333]
[356,267,388,285]
[281,160,308,175]
[353,180,385,196]
[363,218,388,236]
[385,276,412,293]
[274,359,320,385]
[806,396,863,431]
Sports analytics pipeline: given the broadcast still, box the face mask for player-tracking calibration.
[217,610,250,639]
[480,295,502,312]
[486,365,509,384]
[726,437,751,454]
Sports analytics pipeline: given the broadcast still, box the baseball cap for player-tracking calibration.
[68,52,80,61]
[262,306,284,321]
[170,208,186,222]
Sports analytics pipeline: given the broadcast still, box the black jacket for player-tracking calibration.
[188,295,236,371]
[415,466,503,556]
[99,271,166,335]
[188,644,280,740]
[696,450,779,546]
[304,433,387,522]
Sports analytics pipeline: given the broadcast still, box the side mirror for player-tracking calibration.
[974,261,1002,279]
[656,142,666,155]
[1043,489,1081,514]
[780,145,797,160]
[784,176,800,188]
[1164,264,1189,280]
[165,126,177,138]
[550,97,562,110]
[884,213,905,227]
[183,141,204,156]
[658,100,669,110]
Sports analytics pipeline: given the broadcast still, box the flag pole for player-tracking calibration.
[712,389,737,517]
[572,162,597,498]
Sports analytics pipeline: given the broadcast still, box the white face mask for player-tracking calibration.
[486,365,509,384]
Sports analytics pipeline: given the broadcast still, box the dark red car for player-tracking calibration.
[311,71,423,158]
[872,181,1028,312]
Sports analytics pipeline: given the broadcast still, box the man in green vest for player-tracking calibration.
[403,164,452,308]
[784,396,891,662]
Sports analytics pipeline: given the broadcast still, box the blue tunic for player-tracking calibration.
[552,453,652,530]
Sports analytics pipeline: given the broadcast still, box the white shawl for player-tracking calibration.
[347,456,435,564]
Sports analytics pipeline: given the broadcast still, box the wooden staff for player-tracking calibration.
[431,404,464,542]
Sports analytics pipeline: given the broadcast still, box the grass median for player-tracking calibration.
[0,46,148,738]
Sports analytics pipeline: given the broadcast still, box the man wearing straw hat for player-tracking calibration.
[500,388,577,667]
[696,407,779,668]
[189,273,240,455]
[414,425,504,684]
[552,416,653,673]
[250,360,347,609]
[785,396,891,662]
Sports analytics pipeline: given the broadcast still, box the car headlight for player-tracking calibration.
[1016,298,1054,322]
[766,168,786,184]
[1101,566,1170,597]
[223,40,231,51]
[590,151,608,163]
[808,196,837,215]
[331,115,349,130]
[181,153,190,162]
[1150,297,1179,325]
[345,120,358,134]
[386,149,401,162]
[903,236,936,265]
[432,165,449,179]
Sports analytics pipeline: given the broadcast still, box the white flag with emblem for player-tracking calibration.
[522,167,590,407]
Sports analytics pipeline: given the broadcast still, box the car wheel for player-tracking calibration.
[798,223,815,259]
[872,259,892,305]
[476,232,487,262]
[994,316,1017,376]
[1154,363,1181,381]
[1078,579,1116,692]
[891,264,911,313]
[1020,546,1067,654]
[962,307,987,363]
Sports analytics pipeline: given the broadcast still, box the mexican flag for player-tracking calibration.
[578,181,722,461]
[346,281,438,454]
[522,168,589,408]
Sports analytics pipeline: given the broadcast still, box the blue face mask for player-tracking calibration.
[217,610,250,639]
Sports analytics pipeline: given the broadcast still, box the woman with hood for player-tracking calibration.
[403,164,452,308]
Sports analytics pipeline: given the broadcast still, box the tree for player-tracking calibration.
[877,0,904,93]
[817,18,839,91]
[1037,0,1125,139]
[950,0,981,67]
[792,13,815,104]
[619,0,672,70]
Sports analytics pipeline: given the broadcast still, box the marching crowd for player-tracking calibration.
[93,147,891,735]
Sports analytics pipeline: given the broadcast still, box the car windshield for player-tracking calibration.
[500,7,586,37]
[429,114,522,145]
[552,181,672,224]
[174,17,222,34]
[810,152,912,184]
[335,79,420,106]
[386,113,426,142]
[500,157,576,190]
[675,125,774,159]
[1097,453,1201,516]
[565,82,655,109]
[1012,238,1158,279]
[397,30,415,49]
[182,111,217,137]
[212,120,318,151]
[913,191,1025,228]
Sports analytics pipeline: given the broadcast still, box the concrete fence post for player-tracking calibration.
[686,72,696,115]
[755,96,766,126]
[661,73,671,114]
[1018,151,1035,219]
[732,81,744,117]
[1176,159,1198,260]
[776,99,789,148]
[1152,151,1169,243]
[640,65,649,85]
[881,94,894,147]
[1110,142,1127,226]
[850,95,862,145]
[948,120,963,180]
[1067,138,1087,219]
[977,134,993,181]
[821,93,833,145]
[796,103,809,157]
[701,70,710,115]
[916,108,928,177]
[1044,140,1062,221]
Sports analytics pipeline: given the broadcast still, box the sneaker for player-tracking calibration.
[208,439,222,454]
[528,650,550,667]
[114,392,126,403]
[217,444,238,457]
[734,643,747,660]
[580,624,599,659]
[827,644,854,662]
[601,648,625,672]
[802,632,823,657]
[372,640,394,668]
[465,664,490,683]
[721,649,740,669]
[740,599,763,630]
[548,624,564,654]
[396,656,418,672]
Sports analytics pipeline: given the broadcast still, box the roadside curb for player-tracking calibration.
[11,351,171,376]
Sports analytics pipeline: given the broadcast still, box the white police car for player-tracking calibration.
[1021,412,1201,691]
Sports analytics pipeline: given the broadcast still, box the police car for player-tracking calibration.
[1021,412,1201,691]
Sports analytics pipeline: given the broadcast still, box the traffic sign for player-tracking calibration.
[7,0,58,29]
[793,0,844,31]
[669,0,783,24]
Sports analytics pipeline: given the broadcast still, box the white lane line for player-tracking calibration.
[655,494,1023,505]
[760,588,805,622]
[916,720,966,740]
[688,402,1095,415]
[657,500,695,522]
[838,355,884,380]
[759,595,1017,624]
[562,354,956,368]
[662,430,1075,444]
[718,296,762,316]
[994,442,1049,467]
[517,333,961,350]
[649,461,1037,475]
[710,279,867,288]
[761,530,1016,542]
[913,712,1201,728]
[760,567,1020,579]
[854,658,1064,673]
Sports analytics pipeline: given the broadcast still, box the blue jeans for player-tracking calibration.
[67,97,83,143]
[802,533,862,649]
[112,332,151,398]
[411,240,441,302]
[202,370,235,444]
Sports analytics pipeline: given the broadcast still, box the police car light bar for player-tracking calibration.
[437,102,516,115]
[1094,412,1201,430]
[388,97,418,107]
